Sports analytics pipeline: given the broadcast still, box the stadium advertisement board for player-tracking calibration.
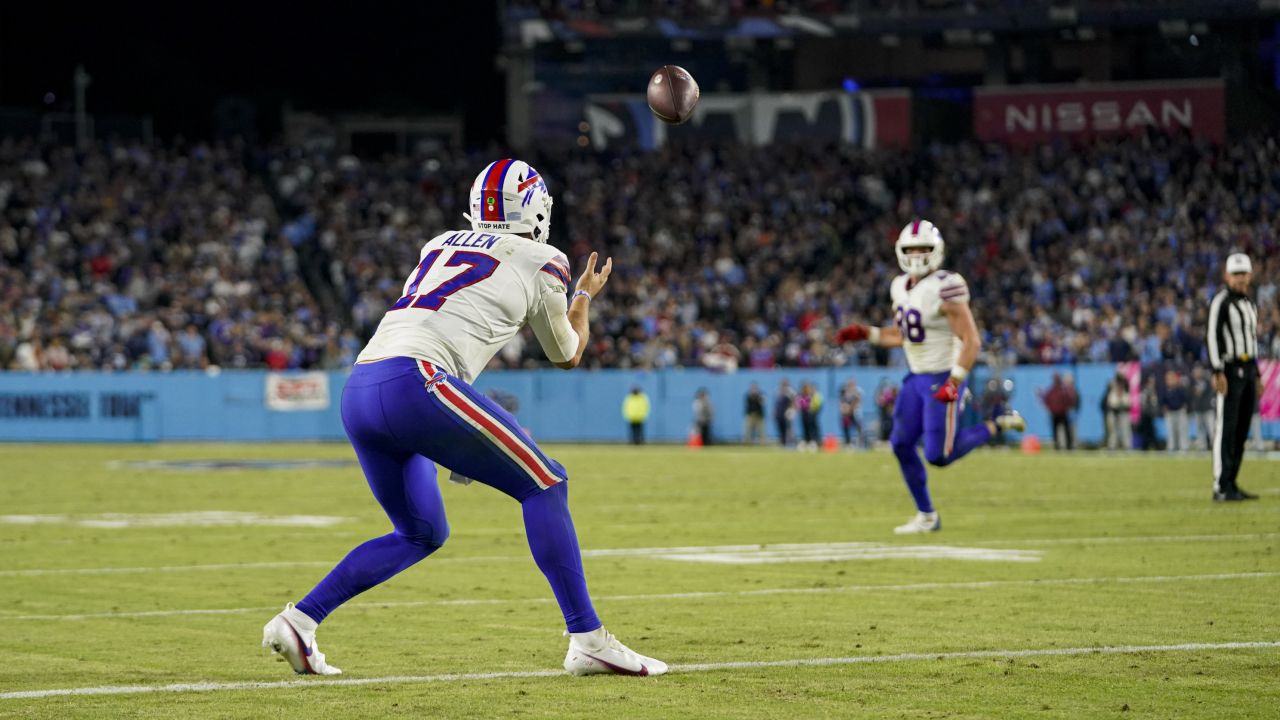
[0,364,1275,444]
[584,90,911,150]
[973,80,1225,146]
[1262,361,1280,420]
[264,372,331,412]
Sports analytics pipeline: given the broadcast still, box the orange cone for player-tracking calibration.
[1020,435,1041,455]
[687,430,703,449]
[822,434,840,453]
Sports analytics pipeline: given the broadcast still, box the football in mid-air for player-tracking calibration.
[646,65,700,125]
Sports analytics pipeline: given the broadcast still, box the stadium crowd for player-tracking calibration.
[0,138,363,372]
[1,132,1277,374]
[509,0,1174,23]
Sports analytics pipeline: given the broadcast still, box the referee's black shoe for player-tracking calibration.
[1213,490,1260,502]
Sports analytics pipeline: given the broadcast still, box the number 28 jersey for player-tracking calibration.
[356,229,573,383]
[889,270,971,375]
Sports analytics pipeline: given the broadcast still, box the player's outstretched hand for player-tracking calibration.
[933,378,961,403]
[834,323,870,344]
[576,252,613,299]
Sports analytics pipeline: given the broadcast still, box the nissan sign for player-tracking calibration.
[974,80,1224,145]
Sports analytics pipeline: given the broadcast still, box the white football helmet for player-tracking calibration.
[464,159,553,243]
[896,219,945,278]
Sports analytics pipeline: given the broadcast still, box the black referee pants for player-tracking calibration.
[1213,364,1258,494]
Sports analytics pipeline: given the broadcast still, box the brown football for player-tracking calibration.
[646,65,700,125]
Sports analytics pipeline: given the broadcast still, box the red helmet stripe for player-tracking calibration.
[911,220,921,236]
[481,159,514,222]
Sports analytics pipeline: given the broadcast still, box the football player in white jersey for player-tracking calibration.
[835,220,1024,534]
[263,159,666,677]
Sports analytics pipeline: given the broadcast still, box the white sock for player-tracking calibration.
[284,605,318,636]
[570,627,607,650]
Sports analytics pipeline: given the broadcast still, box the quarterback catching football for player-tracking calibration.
[836,220,1025,534]
[262,159,666,677]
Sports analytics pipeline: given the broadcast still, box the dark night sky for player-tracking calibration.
[0,2,504,144]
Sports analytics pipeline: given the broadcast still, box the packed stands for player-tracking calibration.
[2,132,1276,373]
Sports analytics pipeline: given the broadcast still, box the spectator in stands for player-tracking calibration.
[43,337,70,372]
[693,388,714,446]
[1,133,1277,375]
[176,325,208,370]
[265,340,290,371]
[702,333,741,373]
[622,387,650,445]
[12,334,41,371]
[1161,369,1190,452]
[743,383,766,445]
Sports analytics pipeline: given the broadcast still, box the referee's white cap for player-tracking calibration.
[1225,253,1252,274]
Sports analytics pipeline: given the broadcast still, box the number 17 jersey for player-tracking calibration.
[356,230,572,383]
[889,270,971,375]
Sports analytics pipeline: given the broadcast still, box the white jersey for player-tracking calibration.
[357,230,575,382]
[889,270,971,374]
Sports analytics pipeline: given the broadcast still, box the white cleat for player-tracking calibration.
[995,411,1026,433]
[262,603,342,676]
[564,628,667,677]
[894,511,941,535]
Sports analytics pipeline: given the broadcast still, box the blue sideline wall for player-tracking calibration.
[0,366,1274,443]
[0,372,345,442]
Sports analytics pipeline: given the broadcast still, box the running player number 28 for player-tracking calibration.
[390,250,501,311]
[895,305,926,342]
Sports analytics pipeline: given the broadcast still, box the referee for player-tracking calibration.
[1207,253,1261,502]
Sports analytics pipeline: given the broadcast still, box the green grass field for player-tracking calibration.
[0,443,1277,719]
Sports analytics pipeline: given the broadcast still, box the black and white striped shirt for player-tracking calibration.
[1207,289,1258,370]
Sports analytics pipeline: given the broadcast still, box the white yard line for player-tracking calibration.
[0,561,332,577]
[5,531,1276,577]
[4,571,1275,622]
[2,641,1276,701]
[0,557,500,578]
[0,512,350,528]
[974,532,1280,547]
[584,542,1044,564]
